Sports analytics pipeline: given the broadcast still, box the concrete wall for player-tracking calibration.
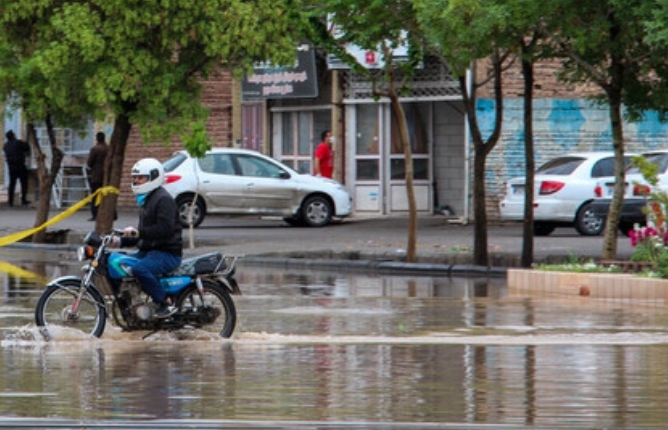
[433,101,466,217]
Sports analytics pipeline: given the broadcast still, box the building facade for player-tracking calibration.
[7,56,668,222]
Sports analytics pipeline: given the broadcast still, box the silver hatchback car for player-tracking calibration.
[162,148,353,228]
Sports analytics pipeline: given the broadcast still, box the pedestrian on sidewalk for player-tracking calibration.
[3,130,31,207]
[86,131,108,221]
[313,130,334,179]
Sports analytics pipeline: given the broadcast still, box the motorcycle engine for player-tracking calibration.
[119,279,153,322]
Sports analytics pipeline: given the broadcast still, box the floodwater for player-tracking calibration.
[1,249,668,428]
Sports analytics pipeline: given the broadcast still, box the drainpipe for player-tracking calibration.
[462,67,473,224]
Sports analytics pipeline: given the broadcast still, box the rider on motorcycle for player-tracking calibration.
[113,158,183,318]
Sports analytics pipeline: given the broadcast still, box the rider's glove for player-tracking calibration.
[123,227,139,238]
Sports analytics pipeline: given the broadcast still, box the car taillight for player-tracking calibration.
[539,180,565,195]
[633,184,651,196]
[164,174,182,184]
[594,185,602,198]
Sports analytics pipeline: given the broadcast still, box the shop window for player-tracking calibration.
[280,110,330,174]
[356,104,380,155]
[390,102,428,154]
[390,159,429,180]
[356,159,379,180]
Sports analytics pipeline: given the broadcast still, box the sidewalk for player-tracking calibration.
[0,205,636,269]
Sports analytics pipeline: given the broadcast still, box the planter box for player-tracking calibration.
[507,269,668,305]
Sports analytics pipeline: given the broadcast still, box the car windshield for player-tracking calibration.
[536,156,585,175]
[163,153,187,172]
[627,153,668,174]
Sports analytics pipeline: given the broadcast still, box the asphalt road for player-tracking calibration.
[0,206,635,267]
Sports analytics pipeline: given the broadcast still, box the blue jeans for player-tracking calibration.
[127,250,182,304]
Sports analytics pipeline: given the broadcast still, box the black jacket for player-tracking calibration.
[3,137,30,168]
[122,187,182,256]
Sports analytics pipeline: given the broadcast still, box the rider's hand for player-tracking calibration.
[123,227,139,238]
[110,236,121,248]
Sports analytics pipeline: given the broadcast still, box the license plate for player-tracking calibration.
[512,185,525,195]
[606,183,628,196]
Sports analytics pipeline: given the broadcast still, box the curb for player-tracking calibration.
[2,242,509,277]
[240,256,507,277]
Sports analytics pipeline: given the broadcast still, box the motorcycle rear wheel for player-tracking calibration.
[176,279,236,338]
[35,280,107,338]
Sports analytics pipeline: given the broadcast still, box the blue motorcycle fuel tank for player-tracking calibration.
[107,253,137,279]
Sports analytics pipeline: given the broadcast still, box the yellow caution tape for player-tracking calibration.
[0,260,49,284]
[0,186,119,247]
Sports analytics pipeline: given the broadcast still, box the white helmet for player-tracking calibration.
[131,158,165,195]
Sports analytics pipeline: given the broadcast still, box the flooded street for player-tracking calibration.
[2,248,668,428]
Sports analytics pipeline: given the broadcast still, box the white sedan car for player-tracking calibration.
[162,148,353,228]
[499,152,633,236]
[592,150,668,235]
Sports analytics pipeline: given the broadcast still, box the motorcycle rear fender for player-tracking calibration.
[216,275,241,295]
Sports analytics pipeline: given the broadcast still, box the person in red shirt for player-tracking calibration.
[313,130,334,178]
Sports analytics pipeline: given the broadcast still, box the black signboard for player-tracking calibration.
[242,43,318,100]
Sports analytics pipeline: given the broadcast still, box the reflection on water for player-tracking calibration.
[1,251,668,426]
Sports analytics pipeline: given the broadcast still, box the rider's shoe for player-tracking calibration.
[154,303,176,319]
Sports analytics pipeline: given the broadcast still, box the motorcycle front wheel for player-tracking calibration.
[35,279,107,338]
[176,279,236,338]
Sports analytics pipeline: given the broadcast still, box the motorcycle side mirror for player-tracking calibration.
[83,231,102,247]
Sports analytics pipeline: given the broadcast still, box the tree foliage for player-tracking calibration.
[415,0,516,266]
[308,0,424,261]
[0,0,308,235]
[550,0,668,260]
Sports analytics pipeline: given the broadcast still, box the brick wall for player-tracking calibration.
[117,70,234,208]
[477,58,602,99]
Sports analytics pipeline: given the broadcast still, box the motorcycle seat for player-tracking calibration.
[164,252,225,277]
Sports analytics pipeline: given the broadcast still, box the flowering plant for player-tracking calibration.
[627,156,668,277]
[628,224,666,264]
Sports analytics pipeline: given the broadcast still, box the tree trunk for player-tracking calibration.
[96,112,133,234]
[29,117,64,244]
[520,50,535,268]
[601,96,625,260]
[472,154,489,266]
[458,53,505,267]
[389,94,417,262]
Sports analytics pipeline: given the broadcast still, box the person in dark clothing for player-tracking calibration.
[3,130,31,207]
[113,158,183,319]
[86,131,108,221]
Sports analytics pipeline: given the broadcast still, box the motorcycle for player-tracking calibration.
[34,230,241,338]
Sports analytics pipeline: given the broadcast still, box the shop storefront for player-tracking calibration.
[244,56,467,217]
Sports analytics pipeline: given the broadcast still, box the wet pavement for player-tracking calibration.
[2,258,668,428]
[0,209,664,429]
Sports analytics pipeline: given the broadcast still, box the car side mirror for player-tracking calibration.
[279,171,290,179]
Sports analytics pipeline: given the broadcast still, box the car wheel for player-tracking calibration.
[534,222,556,236]
[301,195,332,227]
[574,202,605,236]
[176,195,205,228]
